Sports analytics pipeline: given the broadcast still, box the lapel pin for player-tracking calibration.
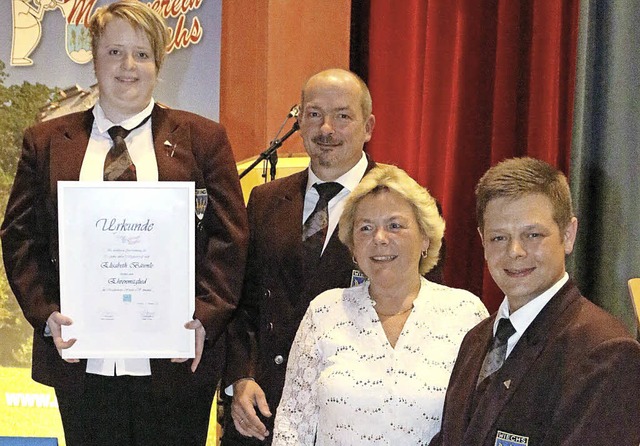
[163,140,175,157]
[503,379,511,389]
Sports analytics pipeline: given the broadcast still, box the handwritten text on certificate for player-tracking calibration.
[58,182,195,359]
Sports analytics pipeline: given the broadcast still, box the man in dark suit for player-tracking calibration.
[221,68,377,445]
[0,2,248,445]
[430,157,640,446]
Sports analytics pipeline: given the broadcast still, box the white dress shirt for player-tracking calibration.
[80,100,157,182]
[494,272,569,358]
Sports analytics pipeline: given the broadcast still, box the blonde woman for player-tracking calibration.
[272,165,487,445]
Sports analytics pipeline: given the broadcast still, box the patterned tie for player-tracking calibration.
[103,115,150,181]
[477,318,516,386]
[302,182,343,258]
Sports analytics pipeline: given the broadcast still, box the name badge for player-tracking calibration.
[350,270,367,287]
[495,430,529,446]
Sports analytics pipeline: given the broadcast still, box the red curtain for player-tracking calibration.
[366,0,579,312]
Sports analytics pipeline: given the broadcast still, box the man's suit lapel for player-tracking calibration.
[287,170,307,238]
[284,171,307,279]
[464,325,546,444]
[151,105,193,182]
[49,110,93,198]
[464,281,581,444]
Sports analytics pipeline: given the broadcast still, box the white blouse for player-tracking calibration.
[272,277,488,445]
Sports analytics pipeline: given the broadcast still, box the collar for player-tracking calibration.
[305,151,368,193]
[93,99,155,135]
[494,272,569,336]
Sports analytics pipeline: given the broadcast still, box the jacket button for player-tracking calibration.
[274,355,284,365]
[268,322,274,332]
[263,289,271,298]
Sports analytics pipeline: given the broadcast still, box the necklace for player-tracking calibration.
[375,305,414,317]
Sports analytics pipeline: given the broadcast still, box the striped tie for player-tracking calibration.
[103,115,150,181]
[477,318,516,386]
[302,182,343,259]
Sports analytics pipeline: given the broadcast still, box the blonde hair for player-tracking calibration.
[339,165,445,275]
[89,0,170,73]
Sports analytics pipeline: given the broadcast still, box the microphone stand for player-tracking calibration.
[239,120,300,180]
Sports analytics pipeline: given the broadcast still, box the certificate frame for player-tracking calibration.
[58,181,195,359]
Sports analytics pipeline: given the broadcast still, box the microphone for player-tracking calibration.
[288,104,300,118]
[239,106,301,180]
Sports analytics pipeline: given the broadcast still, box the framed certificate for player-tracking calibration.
[58,181,195,359]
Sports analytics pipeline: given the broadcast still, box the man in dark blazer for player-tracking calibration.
[1,2,248,445]
[430,157,640,446]
[221,68,377,445]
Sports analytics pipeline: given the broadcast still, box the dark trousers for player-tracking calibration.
[56,373,216,446]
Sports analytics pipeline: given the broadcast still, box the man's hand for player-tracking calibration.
[231,378,272,440]
[172,319,205,372]
[47,311,78,363]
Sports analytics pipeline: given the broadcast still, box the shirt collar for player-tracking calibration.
[494,272,569,336]
[93,99,155,135]
[305,151,368,193]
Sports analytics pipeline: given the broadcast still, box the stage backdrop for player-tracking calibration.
[0,1,221,444]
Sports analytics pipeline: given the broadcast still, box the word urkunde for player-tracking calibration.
[96,218,154,232]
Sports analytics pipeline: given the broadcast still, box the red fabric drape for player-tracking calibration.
[367,0,579,312]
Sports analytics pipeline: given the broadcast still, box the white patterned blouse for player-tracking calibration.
[272,277,488,446]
